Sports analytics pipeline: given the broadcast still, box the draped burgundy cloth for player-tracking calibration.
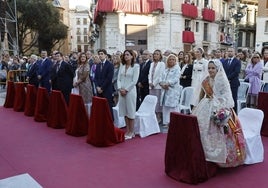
[65,94,89,136]
[87,96,125,147]
[181,3,198,19]
[13,82,26,112]
[202,8,215,22]
[24,84,37,116]
[258,92,268,136]
[165,112,217,184]
[4,81,15,108]
[34,87,49,122]
[47,90,68,129]
[94,0,164,23]
[182,31,195,43]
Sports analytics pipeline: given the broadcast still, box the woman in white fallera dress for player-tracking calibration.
[117,50,140,140]
[159,54,181,126]
[148,49,166,123]
[191,47,208,107]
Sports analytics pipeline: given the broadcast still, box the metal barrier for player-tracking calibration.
[0,70,28,90]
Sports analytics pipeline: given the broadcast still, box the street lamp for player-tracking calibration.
[229,0,247,49]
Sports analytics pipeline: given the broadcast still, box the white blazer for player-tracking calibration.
[148,61,166,89]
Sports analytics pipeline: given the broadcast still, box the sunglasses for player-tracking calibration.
[253,56,260,59]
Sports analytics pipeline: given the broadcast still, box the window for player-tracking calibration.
[83,28,87,35]
[246,32,250,47]
[185,19,191,31]
[77,45,81,52]
[76,18,80,25]
[77,36,81,42]
[84,36,88,43]
[138,40,147,45]
[84,45,89,52]
[195,22,199,32]
[204,0,209,8]
[237,31,243,47]
[265,21,268,32]
[83,18,87,25]
[76,28,81,35]
[203,23,208,41]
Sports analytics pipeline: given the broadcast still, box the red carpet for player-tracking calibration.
[1,107,268,188]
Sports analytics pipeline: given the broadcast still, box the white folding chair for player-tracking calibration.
[237,82,251,112]
[112,104,126,128]
[134,95,160,138]
[238,108,264,164]
[179,86,194,114]
[260,80,265,92]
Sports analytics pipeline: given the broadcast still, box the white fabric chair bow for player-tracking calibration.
[134,95,160,138]
[238,107,264,164]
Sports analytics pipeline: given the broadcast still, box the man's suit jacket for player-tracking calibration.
[138,59,151,87]
[180,64,193,88]
[94,60,114,100]
[27,62,39,87]
[222,57,241,88]
[50,61,74,103]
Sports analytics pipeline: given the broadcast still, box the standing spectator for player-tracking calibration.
[73,52,93,106]
[37,50,52,92]
[50,52,74,104]
[0,52,9,88]
[238,50,249,79]
[191,47,208,107]
[26,54,39,87]
[261,46,268,92]
[70,52,78,73]
[94,49,114,119]
[178,51,185,68]
[244,52,263,108]
[222,47,241,112]
[180,52,193,88]
[90,55,101,96]
[137,50,151,109]
[159,54,181,127]
[117,49,140,139]
[112,54,121,105]
[148,49,166,123]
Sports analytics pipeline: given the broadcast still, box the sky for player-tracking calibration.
[69,0,90,8]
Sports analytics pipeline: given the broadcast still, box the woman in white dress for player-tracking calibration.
[159,54,181,126]
[192,60,246,167]
[117,50,140,139]
[148,49,166,123]
[191,47,208,107]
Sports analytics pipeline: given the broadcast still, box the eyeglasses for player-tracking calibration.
[253,56,260,59]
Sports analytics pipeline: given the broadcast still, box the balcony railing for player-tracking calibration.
[182,31,195,43]
[181,3,198,19]
[202,8,215,22]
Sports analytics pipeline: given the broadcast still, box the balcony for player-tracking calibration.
[181,3,198,19]
[182,31,195,43]
[202,8,215,22]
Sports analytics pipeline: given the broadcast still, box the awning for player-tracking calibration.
[94,0,164,23]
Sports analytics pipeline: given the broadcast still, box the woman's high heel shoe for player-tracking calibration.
[125,133,135,140]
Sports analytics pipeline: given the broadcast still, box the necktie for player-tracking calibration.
[228,58,232,66]
[101,62,104,71]
[56,62,60,72]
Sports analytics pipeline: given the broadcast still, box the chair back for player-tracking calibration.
[137,95,157,114]
[260,80,265,92]
[238,108,264,136]
[238,82,251,101]
[179,86,194,107]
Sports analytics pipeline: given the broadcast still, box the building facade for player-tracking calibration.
[255,0,268,53]
[91,0,258,54]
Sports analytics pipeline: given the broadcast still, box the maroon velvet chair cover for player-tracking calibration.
[24,84,37,116]
[165,112,217,184]
[87,96,125,147]
[258,92,268,136]
[65,94,89,136]
[34,87,49,122]
[13,82,26,112]
[47,90,68,129]
[4,81,15,108]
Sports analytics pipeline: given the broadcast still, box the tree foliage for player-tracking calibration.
[8,0,68,54]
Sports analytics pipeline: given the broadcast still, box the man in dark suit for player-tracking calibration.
[26,54,39,87]
[222,47,241,113]
[50,52,74,104]
[94,49,114,119]
[137,50,151,109]
[37,50,52,92]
